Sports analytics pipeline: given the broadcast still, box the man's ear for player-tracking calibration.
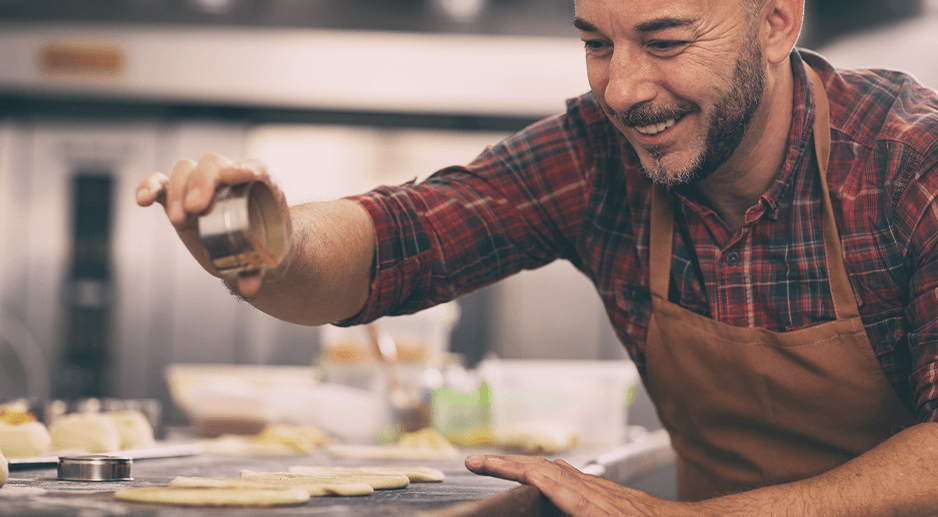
[759,0,805,64]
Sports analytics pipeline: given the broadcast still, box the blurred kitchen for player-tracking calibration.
[0,0,934,498]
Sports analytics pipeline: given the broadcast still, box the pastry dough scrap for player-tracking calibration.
[113,486,310,507]
[288,465,444,483]
[240,470,409,490]
[171,476,373,497]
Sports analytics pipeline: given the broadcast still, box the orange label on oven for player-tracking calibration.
[39,41,125,77]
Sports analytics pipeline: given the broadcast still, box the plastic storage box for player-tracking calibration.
[478,359,639,447]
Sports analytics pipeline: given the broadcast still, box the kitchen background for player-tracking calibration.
[0,0,935,432]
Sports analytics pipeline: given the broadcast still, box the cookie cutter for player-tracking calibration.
[58,455,133,481]
[197,180,290,277]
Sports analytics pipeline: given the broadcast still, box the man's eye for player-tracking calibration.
[648,40,689,53]
[583,40,611,52]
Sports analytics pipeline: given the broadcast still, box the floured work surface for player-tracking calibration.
[0,448,526,517]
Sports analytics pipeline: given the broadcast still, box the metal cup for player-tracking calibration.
[197,180,290,277]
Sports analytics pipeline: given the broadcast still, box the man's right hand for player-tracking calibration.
[135,153,282,297]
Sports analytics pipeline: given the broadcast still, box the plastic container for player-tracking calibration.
[319,301,461,368]
[318,302,461,439]
[478,359,639,447]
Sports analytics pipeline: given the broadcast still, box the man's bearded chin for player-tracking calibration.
[640,144,706,187]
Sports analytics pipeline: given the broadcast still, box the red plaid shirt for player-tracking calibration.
[343,50,938,423]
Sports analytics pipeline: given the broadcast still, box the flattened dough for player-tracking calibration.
[288,465,444,483]
[113,486,310,507]
[172,476,373,497]
[240,470,409,490]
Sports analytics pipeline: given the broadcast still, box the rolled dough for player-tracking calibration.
[288,465,445,482]
[171,475,373,497]
[113,486,310,507]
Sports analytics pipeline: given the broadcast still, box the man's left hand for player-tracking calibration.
[465,454,680,516]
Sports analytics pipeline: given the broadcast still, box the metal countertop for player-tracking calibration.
[0,430,673,517]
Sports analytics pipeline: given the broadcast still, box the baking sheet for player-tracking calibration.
[7,442,204,470]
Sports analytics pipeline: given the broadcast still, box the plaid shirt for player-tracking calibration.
[343,50,938,423]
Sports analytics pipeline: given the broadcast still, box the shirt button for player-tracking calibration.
[725,251,740,266]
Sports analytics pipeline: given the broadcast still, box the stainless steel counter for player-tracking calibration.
[0,429,674,517]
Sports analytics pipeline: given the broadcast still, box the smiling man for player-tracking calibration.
[139,0,938,514]
[576,1,766,193]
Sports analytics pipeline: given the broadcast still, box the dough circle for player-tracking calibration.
[113,486,310,507]
[288,465,445,482]
[172,476,374,497]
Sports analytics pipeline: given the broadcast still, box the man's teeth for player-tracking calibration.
[635,118,676,135]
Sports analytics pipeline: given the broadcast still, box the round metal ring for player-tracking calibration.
[58,455,133,482]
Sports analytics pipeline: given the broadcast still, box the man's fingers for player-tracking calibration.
[465,455,556,483]
[183,153,234,214]
[219,158,269,186]
[523,468,601,517]
[467,455,644,517]
[166,158,197,225]
[136,172,169,207]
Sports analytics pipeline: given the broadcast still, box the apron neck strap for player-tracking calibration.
[650,65,860,320]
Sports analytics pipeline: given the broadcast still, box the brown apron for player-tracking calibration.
[644,66,917,501]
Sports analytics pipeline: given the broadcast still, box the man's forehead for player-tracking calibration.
[573,0,745,32]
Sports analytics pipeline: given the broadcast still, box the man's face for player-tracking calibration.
[575,0,766,186]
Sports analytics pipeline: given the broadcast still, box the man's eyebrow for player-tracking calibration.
[634,16,695,33]
[572,15,696,34]
[572,16,599,33]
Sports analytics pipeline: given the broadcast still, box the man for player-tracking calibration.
[137,0,938,514]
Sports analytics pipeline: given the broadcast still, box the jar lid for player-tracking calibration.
[58,455,133,482]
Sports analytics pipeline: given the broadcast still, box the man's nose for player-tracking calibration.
[604,51,658,114]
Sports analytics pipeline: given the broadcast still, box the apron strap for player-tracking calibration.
[805,66,861,320]
[649,183,674,300]
[649,65,861,319]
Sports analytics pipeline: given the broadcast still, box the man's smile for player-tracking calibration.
[634,116,679,136]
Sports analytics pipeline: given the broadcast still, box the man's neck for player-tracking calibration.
[694,59,795,235]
